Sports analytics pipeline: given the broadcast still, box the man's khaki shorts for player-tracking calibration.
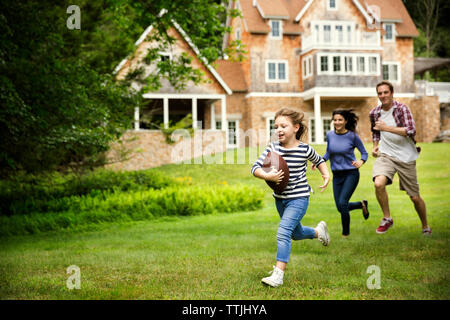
[372,153,420,197]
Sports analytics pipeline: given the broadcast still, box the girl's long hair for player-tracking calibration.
[332,109,359,132]
[275,107,307,140]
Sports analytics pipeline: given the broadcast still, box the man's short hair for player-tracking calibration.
[376,81,394,94]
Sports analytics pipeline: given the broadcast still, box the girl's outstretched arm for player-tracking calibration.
[316,162,330,192]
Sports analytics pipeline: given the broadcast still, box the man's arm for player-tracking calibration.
[372,140,379,157]
[373,120,408,137]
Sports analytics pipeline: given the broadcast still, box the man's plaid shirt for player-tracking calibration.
[369,100,417,144]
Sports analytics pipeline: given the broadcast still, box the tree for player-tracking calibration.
[403,0,450,57]
[0,0,239,177]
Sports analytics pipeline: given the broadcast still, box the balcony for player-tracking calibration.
[301,30,381,53]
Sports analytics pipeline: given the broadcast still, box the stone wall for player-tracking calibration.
[106,130,227,171]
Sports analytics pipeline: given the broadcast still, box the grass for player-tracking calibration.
[0,143,449,299]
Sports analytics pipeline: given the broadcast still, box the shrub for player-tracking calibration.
[0,169,175,216]
[0,184,264,236]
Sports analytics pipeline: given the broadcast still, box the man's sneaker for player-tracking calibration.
[361,200,369,220]
[376,218,393,234]
[261,266,284,287]
[422,227,432,236]
[316,221,330,246]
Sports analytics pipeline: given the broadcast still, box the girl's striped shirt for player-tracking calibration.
[251,141,325,199]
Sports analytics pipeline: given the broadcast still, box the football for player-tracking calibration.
[261,151,290,194]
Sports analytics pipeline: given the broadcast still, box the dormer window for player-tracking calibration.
[383,23,395,42]
[159,52,172,62]
[327,0,338,10]
[270,20,282,39]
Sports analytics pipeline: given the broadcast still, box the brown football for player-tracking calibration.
[261,151,290,194]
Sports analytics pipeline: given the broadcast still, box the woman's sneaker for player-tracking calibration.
[316,221,330,246]
[362,200,369,220]
[376,217,393,234]
[261,266,284,287]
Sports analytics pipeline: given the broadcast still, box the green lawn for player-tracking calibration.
[0,143,449,299]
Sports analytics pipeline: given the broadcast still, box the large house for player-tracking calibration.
[111,0,440,169]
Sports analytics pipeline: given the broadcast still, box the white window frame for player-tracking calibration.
[307,113,334,144]
[265,60,289,83]
[227,120,239,148]
[327,0,338,11]
[266,116,276,143]
[158,51,172,62]
[216,120,240,148]
[383,23,395,42]
[317,53,380,76]
[382,61,401,84]
[269,20,282,39]
[302,55,313,79]
[311,21,356,46]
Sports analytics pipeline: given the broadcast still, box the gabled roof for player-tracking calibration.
[113,10,232,95]
[215,60,248,92]
[236,0,417,37]
[240,0,307,34]
[365,0,419,37]
[255,0,290,20]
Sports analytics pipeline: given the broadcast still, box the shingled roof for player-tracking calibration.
[237,0,418,37]
[365,0,419,37]
[214,60,248,92]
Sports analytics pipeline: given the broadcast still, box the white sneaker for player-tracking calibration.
[261,266,284,287]
[316,221,330,246]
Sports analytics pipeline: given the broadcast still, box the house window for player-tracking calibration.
[159,52,172,62]
[383,62,400,82]
[324,25,331,43]
[369,56,378,74]
[270,20,282,39]
[320,56,328,72]
[333,56,341,72]
[336,25,343,43]
[303,55,313,79]
[323,119,332,141]
[347,25,352,43]
[384,24,395,42]
[310,117,333,143]
[216,121,238,147]
[228,121,237,146]
[327,0,338,10]
[266,117,276,142]
[266,60,289,82]
[318,53,380,76]
[357,56,365,74]
[345,56,353,73]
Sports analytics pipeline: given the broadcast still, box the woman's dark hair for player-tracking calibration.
[275,107,308,140]
[332,109,359,132]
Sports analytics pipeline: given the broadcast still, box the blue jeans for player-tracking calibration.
[275,197,315,263]
[332,169,363,235]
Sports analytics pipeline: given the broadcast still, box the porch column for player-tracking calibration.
[134,107,140,130]
[163,98,169,129]
[221,96,227,133]
[314,94,324,144]
[210,103,216,129]
[192,97,198,129]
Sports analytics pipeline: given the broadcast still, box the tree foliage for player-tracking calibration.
[0,0,238,177]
